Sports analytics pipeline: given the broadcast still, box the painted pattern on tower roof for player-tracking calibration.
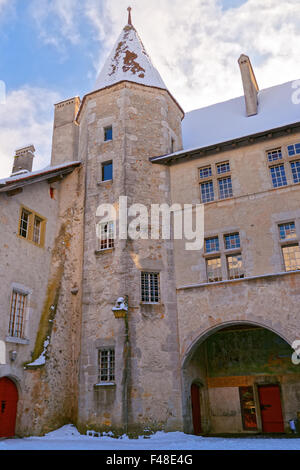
[94,23,167,92]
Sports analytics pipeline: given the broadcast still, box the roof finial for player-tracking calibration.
[127,6,132,25]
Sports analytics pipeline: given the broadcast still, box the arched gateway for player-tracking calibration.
[0,377,19,438]
[182,323,300,435]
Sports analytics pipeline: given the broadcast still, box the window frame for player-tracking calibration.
[8,289,28,340]
[18,206,46,247]
[101,160,113,182]
[141,272,161,304]
[97,348,115,384]
[97,221,115,252]
[104,125,113,142]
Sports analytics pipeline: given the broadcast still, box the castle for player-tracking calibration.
[0,10,300,438]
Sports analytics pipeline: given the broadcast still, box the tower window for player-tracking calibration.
[98,349,115,383]
[104,126,113,142]
[9,290,27,339]
[98,221,115,251]
[102,161,113,182]
[141,272,160,303]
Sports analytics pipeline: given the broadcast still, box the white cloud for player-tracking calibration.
[0,87,61,178]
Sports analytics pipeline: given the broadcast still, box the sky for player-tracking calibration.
[0,0,299,177]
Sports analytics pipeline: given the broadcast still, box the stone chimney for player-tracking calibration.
[12,145,35,175]
[238,54,259,117]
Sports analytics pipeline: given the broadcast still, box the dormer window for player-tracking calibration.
[104,126,113,142]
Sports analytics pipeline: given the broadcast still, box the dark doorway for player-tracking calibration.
[191,383,202,435]
[258,385,284,433]
[0,377,19,438]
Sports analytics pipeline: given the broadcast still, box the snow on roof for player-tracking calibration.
[182,80,300,152]
[94,23,167,92]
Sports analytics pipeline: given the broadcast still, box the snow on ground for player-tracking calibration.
[0,425,300,450]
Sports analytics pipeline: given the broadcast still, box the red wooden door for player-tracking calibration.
[191,384,202,435]
[258,385,284,433]
[0,377,18,438]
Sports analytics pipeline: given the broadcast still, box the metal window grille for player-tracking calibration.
[206,258,222,283]
[9,291,27,338]
[33,216,42,244]
[227,254,244,280]
[199,166,212,179]
[98,349,115,382]
[19,209,30,239]
[99,222,115,250]
[287,143,300,157]
[141,272,160,303]
[291,161,300,184]
[224,233,241,250]
[282,245,300,272]
[267,148,282,162]
[218,176,233,199]
[200,181,214,203]
[279,222,297,240]
[270,164,287,188]
[205,237,219,253]
[217,162,230,174]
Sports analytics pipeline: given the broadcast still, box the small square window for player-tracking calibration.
[287,143,300,157]
[141,272,160,303]
[227,254,244,280]
[102,161,113,182]
[218,176,233,199]
[104,126,113,142]
[270,164,287,188]
[282,245,300,272]
[279,222,297,241]
[98,349,115,383]
[205,237,219,253]
[199,166,212,179]
[200,181,214,203]
[291,161,300,184]
[217,162,230,175]
[267,148,282,162]
[206,258,222,283]
[224,233,241,250]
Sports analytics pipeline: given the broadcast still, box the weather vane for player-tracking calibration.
[127,6,132,26]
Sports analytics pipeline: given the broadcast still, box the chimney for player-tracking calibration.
[12,145,35,175]
[238,54,259,117]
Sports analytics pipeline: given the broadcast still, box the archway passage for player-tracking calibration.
[0,377,19,438]
[191,383,202,435]
[183,324,300,435]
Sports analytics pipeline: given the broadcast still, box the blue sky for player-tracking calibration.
[0,0,299,177]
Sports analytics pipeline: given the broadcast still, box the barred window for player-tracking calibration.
[287,143,300,157]
[200,181,214,203]
[99,221,115,250]
[279,222,297,241]
[227,254,244,280]
[217,162,230,175]
[218,176,233,199]
[141,272,160,303]
[9,291,27,339]
[267,148,282,162]
[291,161,300,184]
[282,245,300,272]
[98,349,115,383]
[199,166,212,179]
[224,233,241,250]
[205,237,219,253]
[270,164,287,188]
[206,258,222,283]
[19,209,30,239]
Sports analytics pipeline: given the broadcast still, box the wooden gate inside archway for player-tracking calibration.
[0,377,19,438]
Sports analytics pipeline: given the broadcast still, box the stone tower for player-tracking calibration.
[76,10,185,433]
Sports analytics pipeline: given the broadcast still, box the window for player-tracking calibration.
[269,164,287,188]
[98,349,115,383]
[199,166,212,179]
[206,258,222,283]
[279,222,297,241]
[282,245,300,272]
[227,254,244,280]
[19,209,30,239]
[205,237,219,253]
[104,126,113,142]
[267,148,282,162]
[141,272,160,303]
[8,291,27,339]
[98,221,115,251]
[18,206,46,247]
[287,143,300,157]
[217,162,230,175]
[102,161,113,181]
[200,181,214,203]
[224,233,241,250]
[218,176,233,199]
[291,160,300,184]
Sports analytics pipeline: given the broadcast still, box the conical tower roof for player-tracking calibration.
[94,8,167,92]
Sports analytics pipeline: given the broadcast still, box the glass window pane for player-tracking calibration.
[291,161,300,184]
[225,233,241,250]
[205,237,219,253]
[141,272,160,303]
[218,177,233,199]
[227,254,244,280]
[267,148,282,162]
[279,222,296,240]
[217,162,230,174]
[102,162,113,181]
[282,245,300,272]
[200,181,214,203]
[199,166,212,179]
[270,164,287,188]
[104,126,113,141]
[206,258,222,283]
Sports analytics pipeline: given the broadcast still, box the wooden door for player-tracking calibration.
[191,383,202,435]
[258,385,284,433]
[0,377,18,438]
